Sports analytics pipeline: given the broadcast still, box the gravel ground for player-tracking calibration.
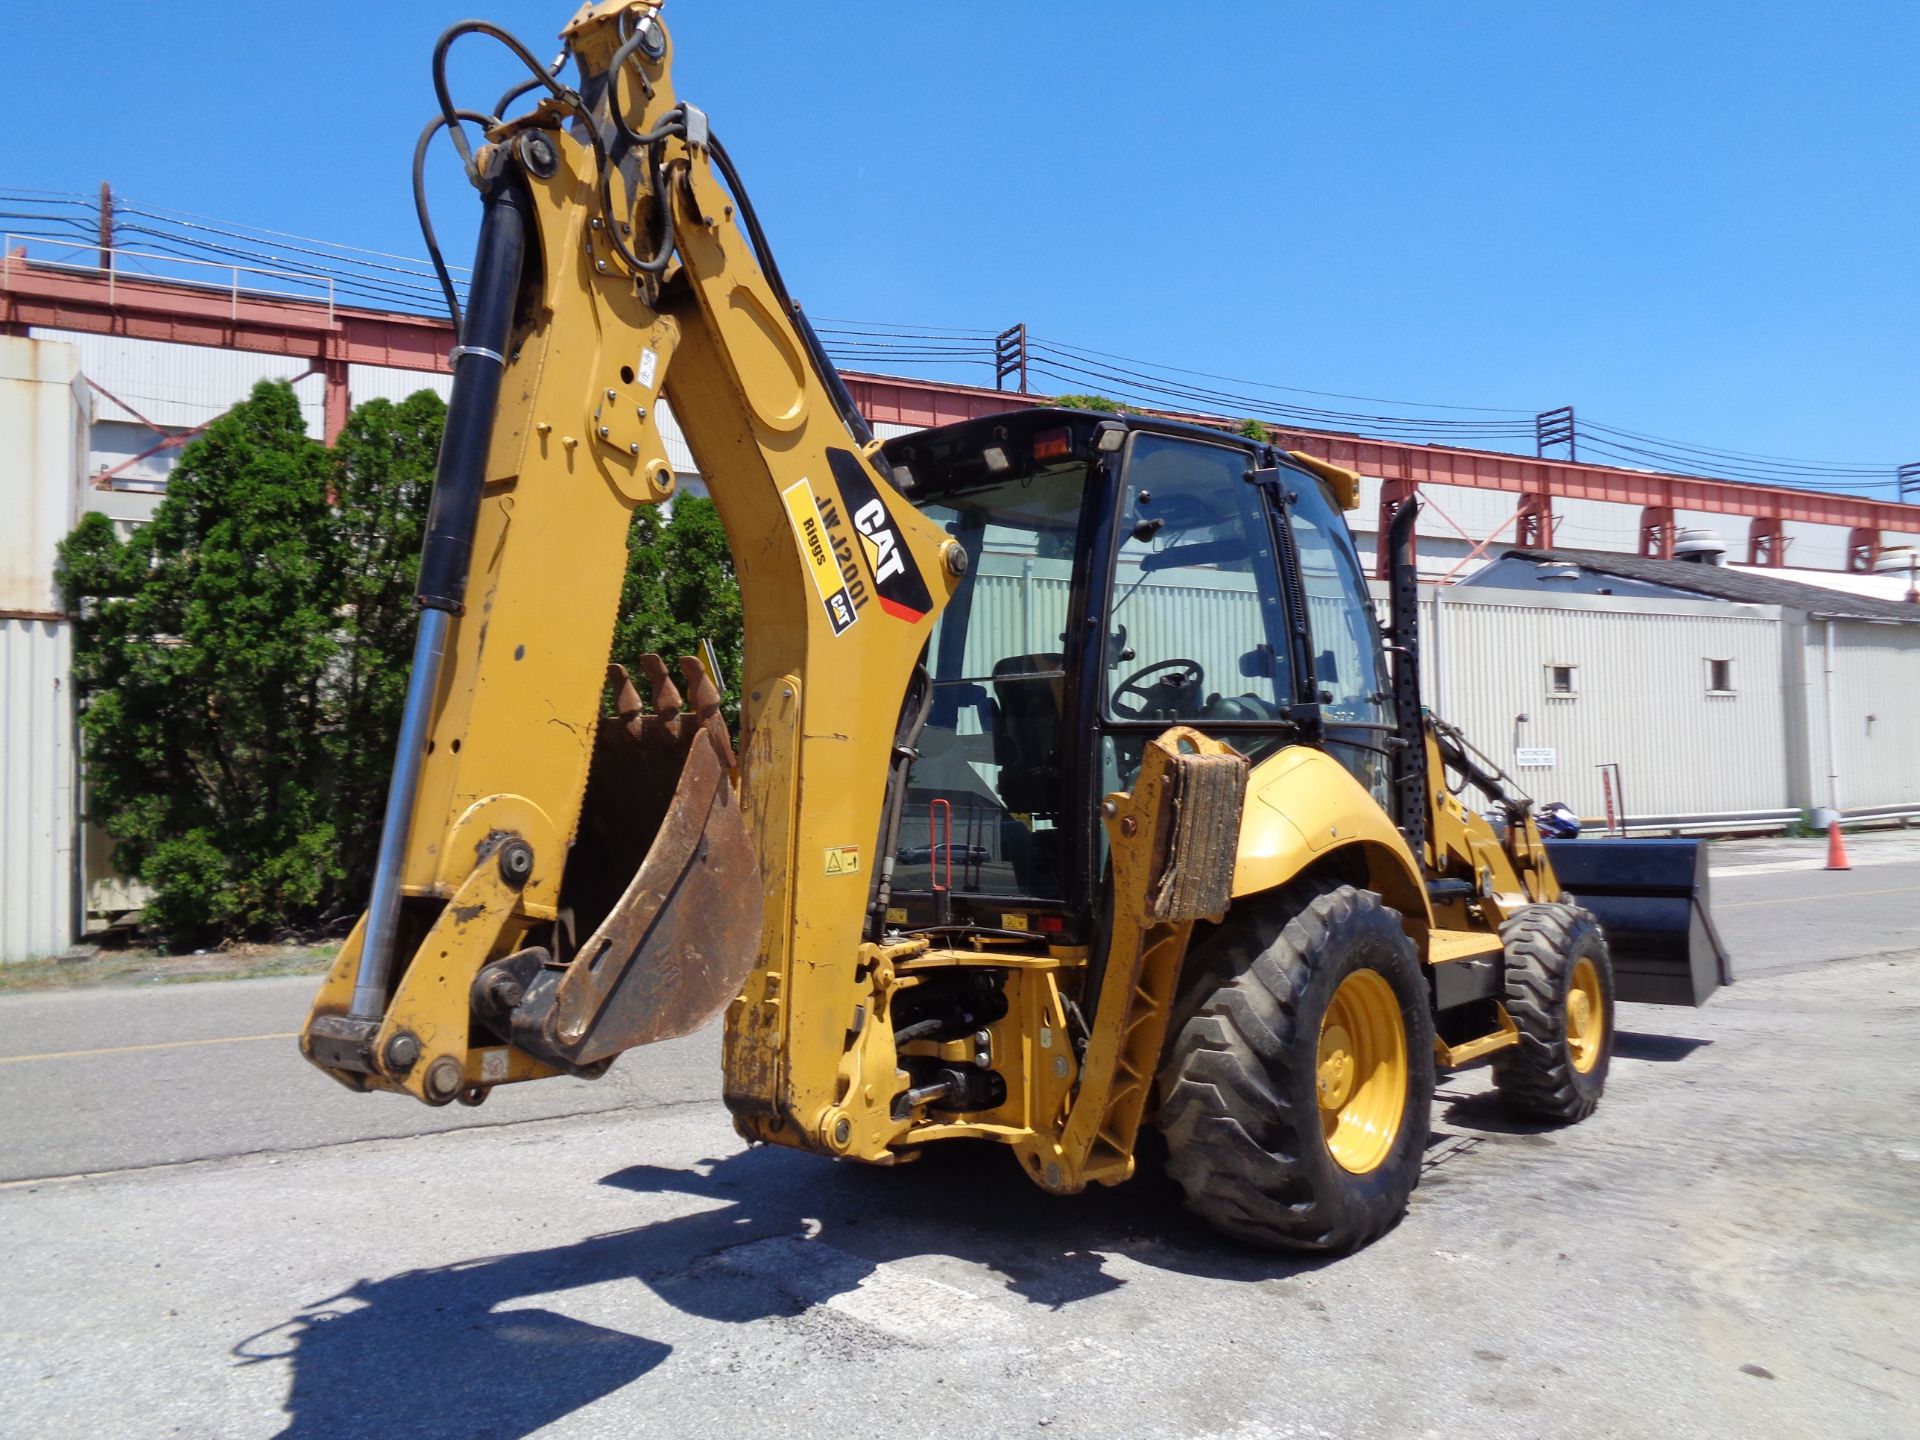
[3,941,1916,1438]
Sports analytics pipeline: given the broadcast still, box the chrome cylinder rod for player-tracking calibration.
[347,181,530,1021]
[350,607,451,1017]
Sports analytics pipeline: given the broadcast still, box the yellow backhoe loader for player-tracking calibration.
[302,0,1728,1252]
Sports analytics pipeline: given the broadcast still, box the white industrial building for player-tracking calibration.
[3,320,1918,960]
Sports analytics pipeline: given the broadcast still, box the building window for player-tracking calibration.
[1545,663,1578,698]
[1706,658,1735,694]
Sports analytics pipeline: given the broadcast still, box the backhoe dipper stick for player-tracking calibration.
[350,182,531,1020]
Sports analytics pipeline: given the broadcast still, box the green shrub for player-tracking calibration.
[60,382,442,948]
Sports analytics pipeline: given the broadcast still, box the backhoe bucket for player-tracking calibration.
[508,657,764,1071]
[1544,838,1731,1006]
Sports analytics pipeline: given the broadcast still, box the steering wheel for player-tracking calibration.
[1111,658,1206,721]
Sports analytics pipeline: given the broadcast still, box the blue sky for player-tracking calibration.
[5,1,1915,486]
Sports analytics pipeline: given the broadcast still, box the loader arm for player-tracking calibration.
[301,1,960,1125]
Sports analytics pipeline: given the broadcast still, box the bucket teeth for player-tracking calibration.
[638,653,683,721]
[606,654,730,765]
[608,662,645,721]
[515,647,760,1071]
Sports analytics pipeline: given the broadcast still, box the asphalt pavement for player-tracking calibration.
[2,833,1917,1437]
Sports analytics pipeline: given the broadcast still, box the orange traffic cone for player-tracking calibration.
[1825,818,1851,871]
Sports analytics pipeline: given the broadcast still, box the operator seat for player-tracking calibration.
[990,653,1065,816]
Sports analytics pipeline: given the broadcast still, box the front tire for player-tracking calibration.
[1492,904,1614,1122]
[1155,883,1435,1253]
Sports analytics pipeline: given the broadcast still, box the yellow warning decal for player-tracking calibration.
[885,906,908,924]
[825,845,861,876]
[781,478,858,635]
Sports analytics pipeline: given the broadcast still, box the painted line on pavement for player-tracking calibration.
[0,1095,713,1190]
[0,1031,298,1065]
[1712,853,1917,878]
[1715,884,1914,910]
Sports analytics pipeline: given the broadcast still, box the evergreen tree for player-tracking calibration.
[59,382,754,947]
[610,494,744,712]
[59,382,340,945]
[327,391,445,893]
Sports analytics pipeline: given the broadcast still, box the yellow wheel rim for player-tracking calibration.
[1317,969,1409,1174]
[1567,956,1604,1074]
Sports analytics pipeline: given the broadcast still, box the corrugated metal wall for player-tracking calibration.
[42,328,327,435]
[1811,620,1920,811]
[1432,592,1788,817]
[1,618,75,959]
[956,567,1907,823]
[2,338,87,614]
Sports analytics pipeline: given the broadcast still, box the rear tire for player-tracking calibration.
[1492,904,1614,1122]
[1155,883,1435,1253]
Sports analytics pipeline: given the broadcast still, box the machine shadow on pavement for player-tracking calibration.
[237,1141,1334,1440]
[1610,1030,1713,1062]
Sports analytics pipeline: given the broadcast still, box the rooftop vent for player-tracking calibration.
[1674,528,1727,565]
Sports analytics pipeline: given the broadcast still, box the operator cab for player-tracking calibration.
[880,408,1390,939]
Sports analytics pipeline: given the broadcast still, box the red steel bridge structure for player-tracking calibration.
[6,252,1915,577]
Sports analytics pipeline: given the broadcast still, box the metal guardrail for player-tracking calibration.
[1586,805,1920,837]
[1,233,335,326]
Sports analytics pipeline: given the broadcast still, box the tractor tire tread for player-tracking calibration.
[1155,880,1434,1254]
[1491,903,1612,1123]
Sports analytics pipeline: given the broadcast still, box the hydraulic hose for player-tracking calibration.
[707,133,875,448]
[411,109,496,334]
[1385,496,1428,853]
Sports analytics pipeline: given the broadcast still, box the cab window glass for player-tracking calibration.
[1285,475,1388,726]
[896,466,1086,899]
[1105,436,1292,727]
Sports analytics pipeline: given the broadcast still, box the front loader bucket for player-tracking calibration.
[1544,838,1732,1006]
[508,657,764,1071]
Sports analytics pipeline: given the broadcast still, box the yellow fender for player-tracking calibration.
[1231,745,1432,937]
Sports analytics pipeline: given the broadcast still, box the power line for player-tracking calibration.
[1031,333,1536,416]
[1575,418,1895,476]
[6,190,1907,497]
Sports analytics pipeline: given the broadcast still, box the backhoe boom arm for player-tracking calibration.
[302,3,958,1141]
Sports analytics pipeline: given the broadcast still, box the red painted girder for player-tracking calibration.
[0,263,452,373]
[843,373,1031,429]
[1263,426,1918,531]
[9,263,1916,534]
[847,373,1920,532]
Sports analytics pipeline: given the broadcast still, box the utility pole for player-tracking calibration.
[1535,406,1575,461]
[97,181,114,272]
[994,323,1028,393]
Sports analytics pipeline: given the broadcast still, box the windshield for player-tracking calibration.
[1106,435,1293,724]
[893,463,1089,901]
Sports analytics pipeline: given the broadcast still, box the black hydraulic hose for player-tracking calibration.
[432,21,574,177]
[416,182,531,613]
[494,49,569,124]
[1385,496,1428,853]
[793,302,876,448]
[598,122,684,275]
[869,662,933,938]
[605,28,657,143]
[411,109,495,334]
[706,132,875,448]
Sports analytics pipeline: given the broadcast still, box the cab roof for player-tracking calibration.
[880,407,1360,510]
